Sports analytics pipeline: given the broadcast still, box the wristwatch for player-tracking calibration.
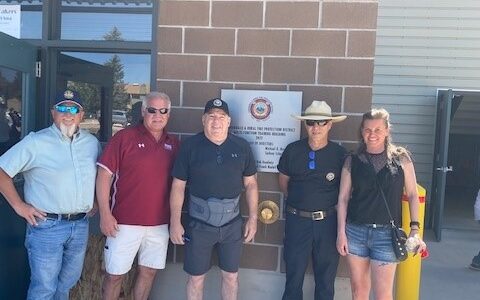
[410,221,420,229]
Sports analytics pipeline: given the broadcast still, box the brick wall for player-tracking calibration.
[157,0,378,275]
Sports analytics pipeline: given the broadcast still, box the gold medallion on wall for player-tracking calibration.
[258,200,280,224]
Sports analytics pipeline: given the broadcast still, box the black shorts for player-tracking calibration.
[184,217,243,276]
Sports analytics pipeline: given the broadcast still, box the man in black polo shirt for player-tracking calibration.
[170,98,258,300]
[278,100,346,300]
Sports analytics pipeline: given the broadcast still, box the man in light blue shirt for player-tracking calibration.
[0,90,100,300]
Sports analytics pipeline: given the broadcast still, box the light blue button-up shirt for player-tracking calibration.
[0,124,101,213]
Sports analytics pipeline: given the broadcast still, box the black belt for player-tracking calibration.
[286,205,336,221]
[45,213,86,221]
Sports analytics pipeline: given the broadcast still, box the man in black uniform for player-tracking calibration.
[170,98,258,300]
[278,100,346,300]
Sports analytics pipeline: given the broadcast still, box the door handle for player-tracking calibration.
[436,166,453,172]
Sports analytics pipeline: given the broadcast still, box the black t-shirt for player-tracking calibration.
[172,132,257,199]
[277,139,346,211]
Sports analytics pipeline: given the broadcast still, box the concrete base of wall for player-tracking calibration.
[151,263,352,299]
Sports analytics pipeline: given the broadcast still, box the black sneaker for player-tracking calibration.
[469,254,480,271]
[469,263,480,271]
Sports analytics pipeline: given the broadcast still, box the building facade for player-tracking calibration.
[373,0,480,236]
[159,0,378,275]
[0,0,379,298]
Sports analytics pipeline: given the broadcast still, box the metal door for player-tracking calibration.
[430,89,454,241]
[0,32,37,299]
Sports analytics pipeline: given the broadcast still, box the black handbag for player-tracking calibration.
[366,155,408,261]
[390,222,408,261]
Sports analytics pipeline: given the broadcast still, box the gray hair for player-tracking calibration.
[142,92,171,109]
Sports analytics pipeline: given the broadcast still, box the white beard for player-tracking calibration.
[59,123,77,138]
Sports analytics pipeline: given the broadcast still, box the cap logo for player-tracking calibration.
[64,90,74,100]
[213,99,223,107]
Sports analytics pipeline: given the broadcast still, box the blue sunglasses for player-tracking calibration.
[308,151,316,170]
[54,105,81,115]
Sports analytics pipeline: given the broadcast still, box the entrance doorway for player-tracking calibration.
[431,89,480,241]
[0,32,37,300]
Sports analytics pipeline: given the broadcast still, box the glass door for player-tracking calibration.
[0,31,37,300]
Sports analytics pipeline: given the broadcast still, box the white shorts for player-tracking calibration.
[104,224,169,275]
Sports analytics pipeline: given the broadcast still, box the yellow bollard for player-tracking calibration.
[395,184,426,300]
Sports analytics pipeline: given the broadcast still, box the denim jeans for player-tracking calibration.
[25,216,89,300]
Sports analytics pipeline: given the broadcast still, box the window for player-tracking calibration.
[0,1,156,141]
[59,51,150,138]
[61,1,152,41]
[0,66,22,155]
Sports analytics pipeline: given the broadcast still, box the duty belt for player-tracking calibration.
[286,205,336,221]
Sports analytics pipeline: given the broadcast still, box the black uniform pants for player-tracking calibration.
[282,212,339,300]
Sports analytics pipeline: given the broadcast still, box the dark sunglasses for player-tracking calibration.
[146,107,169,114]
[54,105,81,115]
[305,119,329,127]
[308,151,315,170]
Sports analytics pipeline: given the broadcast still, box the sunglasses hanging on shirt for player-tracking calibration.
[308,151,316,170]
[216,147,223,165]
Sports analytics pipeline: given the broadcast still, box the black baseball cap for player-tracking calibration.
[204,98,229,116]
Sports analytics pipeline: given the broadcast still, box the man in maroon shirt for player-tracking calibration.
[96,92,179,300]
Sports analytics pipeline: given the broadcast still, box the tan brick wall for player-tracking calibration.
[157,0,378,274]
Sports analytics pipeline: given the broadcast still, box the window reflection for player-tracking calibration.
[61,1,152,41]
[58,51,150,141]
[0,66,22,155]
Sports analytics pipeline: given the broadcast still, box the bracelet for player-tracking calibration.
[410,221,421,228]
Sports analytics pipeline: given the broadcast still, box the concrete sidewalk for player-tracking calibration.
[420,229,480,300]
[150,228,480,299]
[152,263,352,299]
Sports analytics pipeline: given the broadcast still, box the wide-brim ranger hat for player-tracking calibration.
[204,98,229,116]
[54,89,83,109]
[292,100,346,123]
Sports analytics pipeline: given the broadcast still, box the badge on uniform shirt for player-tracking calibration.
[326,172,335,181]
[164,143,172,151]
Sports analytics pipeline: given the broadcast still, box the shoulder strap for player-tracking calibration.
[365,153,396,227]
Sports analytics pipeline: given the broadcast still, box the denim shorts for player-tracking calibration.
[346,223,398,263]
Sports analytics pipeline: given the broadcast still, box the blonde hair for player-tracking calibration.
[357,108,410,161]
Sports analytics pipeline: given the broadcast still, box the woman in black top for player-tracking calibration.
[336,108,426,300]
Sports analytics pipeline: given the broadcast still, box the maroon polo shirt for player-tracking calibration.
[97,124,179,226]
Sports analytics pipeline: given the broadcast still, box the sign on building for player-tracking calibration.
[0,5,20,38]
[221,89,302,173]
